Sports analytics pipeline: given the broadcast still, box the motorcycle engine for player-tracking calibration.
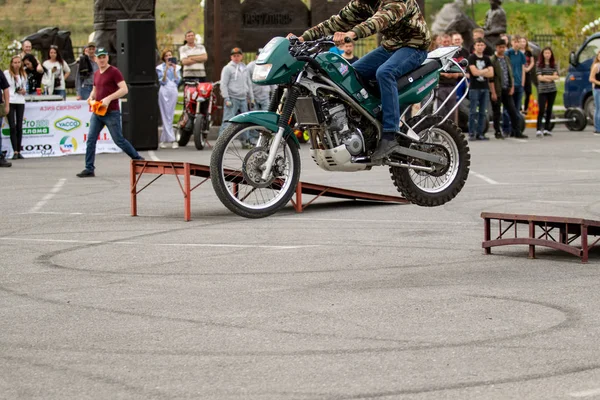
[324,103,364,156]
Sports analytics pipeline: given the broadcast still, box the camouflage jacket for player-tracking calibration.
[302,0,431,51]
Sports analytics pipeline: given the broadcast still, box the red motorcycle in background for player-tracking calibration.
[176,81,219,150]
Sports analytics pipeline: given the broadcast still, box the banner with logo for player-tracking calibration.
[0,101,122,158]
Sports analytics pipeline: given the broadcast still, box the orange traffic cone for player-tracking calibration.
[525,97,538,129]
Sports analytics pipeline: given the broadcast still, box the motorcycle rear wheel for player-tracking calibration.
[390,116,470,206]
[210,123,301,219]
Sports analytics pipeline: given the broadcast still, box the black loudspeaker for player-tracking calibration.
[116,19,157,84]
[121,84,159,150]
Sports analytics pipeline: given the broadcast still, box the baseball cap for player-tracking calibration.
[231,47,243,55]
[96,47,108,56]
[86,42,96,48]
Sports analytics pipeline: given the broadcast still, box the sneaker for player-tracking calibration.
[0,157,11,168]
[595,131,600,136]
[476,135,489,141]
[11,153,18,160]
[536,130,543,137]
[172,142,179,149]
[159,142,168,149]
[76,169,95,178]
[543,130,552,136]
[468,134,476,141]
[515,134,529,139]
[17,153,24,159]
[494,132,504,140]
[371,135,400,161]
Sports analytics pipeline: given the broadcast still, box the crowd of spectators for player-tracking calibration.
[432,27,561,141]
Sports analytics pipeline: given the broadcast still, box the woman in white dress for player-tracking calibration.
[156,49,181,148]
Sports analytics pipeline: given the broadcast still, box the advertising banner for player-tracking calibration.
[0,101,122,158]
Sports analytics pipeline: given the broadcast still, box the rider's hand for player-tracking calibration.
[225,100,232,107]
[100,97,111,109]
[286,33,304,42]
[509,86,514,96]
[491,93,497,102]
[333,31,356,45]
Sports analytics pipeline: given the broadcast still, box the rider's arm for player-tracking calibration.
[349,0,409,39]
[302,0,366,41]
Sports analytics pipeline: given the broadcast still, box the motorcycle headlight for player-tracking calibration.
[253,64,272,82]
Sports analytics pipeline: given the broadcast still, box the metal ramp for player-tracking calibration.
[482,212,600,263]
[130,160,408,221]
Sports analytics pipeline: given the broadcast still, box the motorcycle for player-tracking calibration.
[210,36,471,219]
[176,80,218,150]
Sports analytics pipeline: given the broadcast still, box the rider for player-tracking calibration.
[289,0,431,161]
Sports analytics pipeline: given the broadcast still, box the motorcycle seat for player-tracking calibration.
[396,59,442,92]
[356,59,442,99]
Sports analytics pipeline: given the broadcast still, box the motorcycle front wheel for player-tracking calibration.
[176,113,193,147]
[210,123,301,219]
[193,115,207,150]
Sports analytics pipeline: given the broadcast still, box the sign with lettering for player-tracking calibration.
[240,0,309,50]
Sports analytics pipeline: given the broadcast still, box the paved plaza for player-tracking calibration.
[1,124,600,399]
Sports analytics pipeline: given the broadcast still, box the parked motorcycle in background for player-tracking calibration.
[176,81,219,150]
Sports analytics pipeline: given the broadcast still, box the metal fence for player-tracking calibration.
[530,33,557,48]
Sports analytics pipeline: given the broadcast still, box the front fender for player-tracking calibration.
[228,111,298,145]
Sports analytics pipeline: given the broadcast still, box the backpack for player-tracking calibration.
[78,54,93,78]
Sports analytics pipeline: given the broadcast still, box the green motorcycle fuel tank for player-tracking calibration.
[313,52,440,116]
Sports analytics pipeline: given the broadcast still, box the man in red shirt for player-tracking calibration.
[77,47,143,178]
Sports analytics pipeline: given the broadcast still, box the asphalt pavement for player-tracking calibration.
[1,122,600,400]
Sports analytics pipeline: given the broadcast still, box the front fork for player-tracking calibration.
[259,80,301,181]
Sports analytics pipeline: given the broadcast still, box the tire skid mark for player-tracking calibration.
[0,354,170,398]
[0,291,580,357]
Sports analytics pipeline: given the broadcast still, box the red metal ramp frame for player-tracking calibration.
[130,160,408,221]
[481,212,600,263]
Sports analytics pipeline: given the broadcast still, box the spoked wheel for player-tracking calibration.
[210,123,301,218]
[390,116,470,206]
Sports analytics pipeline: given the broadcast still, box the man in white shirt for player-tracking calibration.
[179,31,207,82]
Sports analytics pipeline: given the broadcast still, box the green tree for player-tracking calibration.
[0,29,17,69]
[551,0,586,73]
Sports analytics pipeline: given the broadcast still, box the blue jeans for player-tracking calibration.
[502,85,524,134]
[469,89,489,137]
[85,110,141,171]
[594,89,600,132]
[219,97,248,137]
[79,86,92,101]
[54,89,66,100]
[353,46,428,132]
